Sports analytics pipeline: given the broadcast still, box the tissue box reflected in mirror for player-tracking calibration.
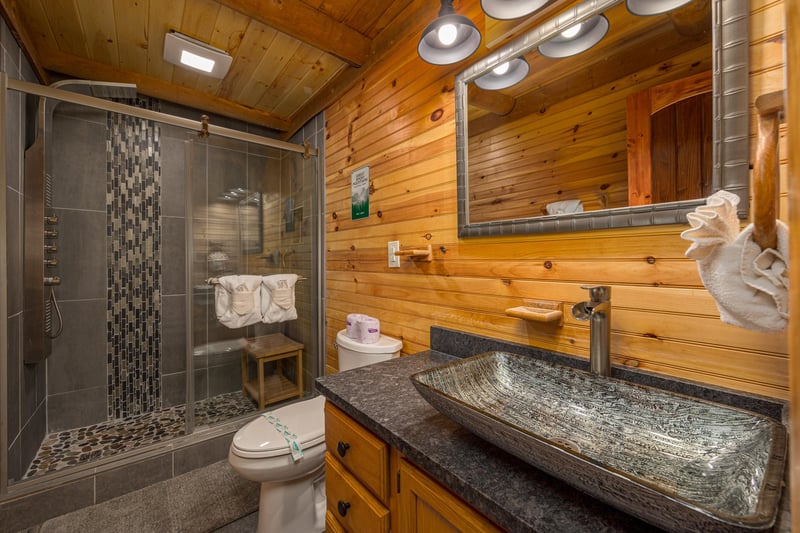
[410,351,786,533]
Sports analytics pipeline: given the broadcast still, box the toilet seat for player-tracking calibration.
[231,396,326,460]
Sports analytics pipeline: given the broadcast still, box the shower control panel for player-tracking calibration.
[43,214,59,282]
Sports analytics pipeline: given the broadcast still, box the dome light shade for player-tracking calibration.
[418,1,481,65]
[480,0,553,20]
[626,0,693,16]
[538,15,609,59]
[474,57,530,90]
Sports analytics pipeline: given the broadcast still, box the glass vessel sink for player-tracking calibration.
[410,351,786,533]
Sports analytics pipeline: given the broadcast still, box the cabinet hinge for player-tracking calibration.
[396,469,401,493]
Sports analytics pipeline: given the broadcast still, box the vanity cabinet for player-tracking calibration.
[395,456,504,533]
[324,401,502,532]
[325,401,390,532]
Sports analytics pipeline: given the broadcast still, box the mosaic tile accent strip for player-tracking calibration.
[25,392,258,479]
[106,101,163,419]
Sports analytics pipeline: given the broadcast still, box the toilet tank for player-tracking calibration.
[335,329,402,371]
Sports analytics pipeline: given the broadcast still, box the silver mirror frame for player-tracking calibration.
[456,0,749,237]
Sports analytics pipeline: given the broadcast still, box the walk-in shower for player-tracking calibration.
[1,75,324,495]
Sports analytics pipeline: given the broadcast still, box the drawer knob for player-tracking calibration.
[337,441,350,457]
[337,500,351,517]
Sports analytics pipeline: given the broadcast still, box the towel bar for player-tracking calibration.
[205,275,308,285]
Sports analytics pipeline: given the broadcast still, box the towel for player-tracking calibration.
[214,275,263,328]
[261,274,298,323]
[546,199,583,215]
[681,190,789,332]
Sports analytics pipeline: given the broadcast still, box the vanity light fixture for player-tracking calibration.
[626,0,694,16]
[163,31,232,78]
[418,0,482,65]
[474,57,530,90]
[538,14,609,59]
[480,0,553,20]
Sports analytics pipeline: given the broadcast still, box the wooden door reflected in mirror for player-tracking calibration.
[627,70,713,206]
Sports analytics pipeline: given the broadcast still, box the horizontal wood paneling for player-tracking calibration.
[324,0,789,400]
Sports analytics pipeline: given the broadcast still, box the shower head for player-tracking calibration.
[50,79,138,100]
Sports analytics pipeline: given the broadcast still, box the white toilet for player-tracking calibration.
[228,329,402,533]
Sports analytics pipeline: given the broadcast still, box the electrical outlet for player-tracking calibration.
[388,241,400,268]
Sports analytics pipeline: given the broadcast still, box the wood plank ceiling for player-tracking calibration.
[0,0,433,137]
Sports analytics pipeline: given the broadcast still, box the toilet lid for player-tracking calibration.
[231,396,326,459]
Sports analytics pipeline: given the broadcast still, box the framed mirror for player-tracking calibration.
[456,0,749,237]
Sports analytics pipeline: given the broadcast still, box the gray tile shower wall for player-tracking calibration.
[3,15,47,483]
[47,108,109,431]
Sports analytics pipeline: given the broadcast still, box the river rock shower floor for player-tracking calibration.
[24,392,258,479]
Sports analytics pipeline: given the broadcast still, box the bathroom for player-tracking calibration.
[1,0,797,531]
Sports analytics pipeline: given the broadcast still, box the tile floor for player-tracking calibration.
[25,392,258,479]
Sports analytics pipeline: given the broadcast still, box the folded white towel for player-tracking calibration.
[546,199,583,215]
[215,275,263,329]
[681,190,788,332]
[261,274,298,323]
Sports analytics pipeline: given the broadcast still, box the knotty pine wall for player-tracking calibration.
[324,0,789,400]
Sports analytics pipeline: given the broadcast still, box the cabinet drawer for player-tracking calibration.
[326,452,390,533]
[325,510,347,533]
[325,401,389,503]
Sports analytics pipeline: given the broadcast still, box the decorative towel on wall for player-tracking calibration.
[262,274,298,323]
[215,275,263,328]
[681,190,789,332]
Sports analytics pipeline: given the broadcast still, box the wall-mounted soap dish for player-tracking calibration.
[505,299,563,325]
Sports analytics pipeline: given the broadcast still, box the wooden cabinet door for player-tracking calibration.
[396,457,504,533]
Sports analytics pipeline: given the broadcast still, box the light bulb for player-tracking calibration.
[560,23,583,40]
[492,62,510,76]
[437,23,458,46]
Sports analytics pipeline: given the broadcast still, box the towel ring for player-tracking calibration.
[752,91,785,251]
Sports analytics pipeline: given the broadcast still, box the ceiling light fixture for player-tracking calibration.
[418,0,481,65]
[163,31,232,78]
[626,0,693,16]
[538,15,609,59]
[474,57,530,90]
[480,0,554,20]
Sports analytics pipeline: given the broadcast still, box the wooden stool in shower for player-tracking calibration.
[241,333,304,409]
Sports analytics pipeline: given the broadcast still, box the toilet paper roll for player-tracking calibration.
[357,316,380,344]
[346,314,367,339]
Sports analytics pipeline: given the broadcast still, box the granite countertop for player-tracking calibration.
[315,350,660,533]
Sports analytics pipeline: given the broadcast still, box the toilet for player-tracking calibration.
[228,329,402,533]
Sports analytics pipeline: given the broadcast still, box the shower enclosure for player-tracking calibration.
[1,76,323,490]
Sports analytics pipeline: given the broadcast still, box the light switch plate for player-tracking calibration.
[388,241,400,268]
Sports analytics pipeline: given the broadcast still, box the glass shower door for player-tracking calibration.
[187,133,319,429]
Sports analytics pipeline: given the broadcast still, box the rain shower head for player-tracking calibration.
[50,79,138,100]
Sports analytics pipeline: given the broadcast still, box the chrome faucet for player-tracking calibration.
[571,285,611,376]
